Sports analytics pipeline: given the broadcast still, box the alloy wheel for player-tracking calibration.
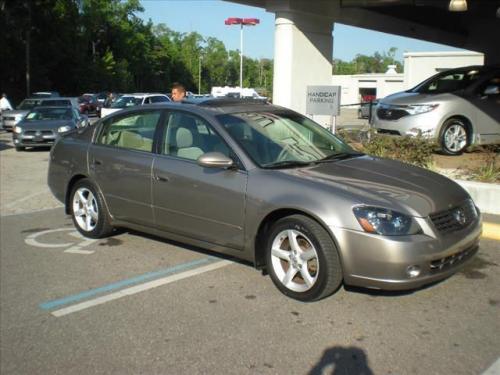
[72,187,99,232]
[270,229,319,292]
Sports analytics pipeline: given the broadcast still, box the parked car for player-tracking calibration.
[1,97,78,131]
[78,95,100,116]
[100,93,170,117]
[1,98,41,131]
[48,98,481,301]
[372,65,500,155]
[358,101,378,119]
[13,106,88,151]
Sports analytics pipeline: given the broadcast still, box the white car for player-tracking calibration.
[100,93,171,118]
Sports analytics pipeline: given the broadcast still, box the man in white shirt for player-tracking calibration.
[0,93,13,112]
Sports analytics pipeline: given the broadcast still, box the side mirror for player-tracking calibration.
[197,152,234,169]
[484,85,499,96]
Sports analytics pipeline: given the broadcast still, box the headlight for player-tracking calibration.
[353,206,422,236]
[58,125,72,133]
[406,104,439,116]
[14,126,22,134]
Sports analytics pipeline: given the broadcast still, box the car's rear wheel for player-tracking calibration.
[15,146,25,152]
[265,215,343,301]
[440,118,469,155]
[70,179,113,238]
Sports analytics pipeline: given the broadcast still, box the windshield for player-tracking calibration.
[111,96,142,108]
[17,99,41,110]
[24,107,73,121]
[410,68,483,94]
[217,111,357,168]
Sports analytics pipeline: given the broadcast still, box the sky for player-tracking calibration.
[139,0,466,62]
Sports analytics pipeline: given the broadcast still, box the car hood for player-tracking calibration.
[380,91,450,105]
[281,156,469,217]
[3,109,29,117]
[19,119,74,130]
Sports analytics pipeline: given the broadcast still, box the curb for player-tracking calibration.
[454,179,500,215]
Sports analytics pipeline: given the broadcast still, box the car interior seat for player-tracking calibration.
[175,127,204,160]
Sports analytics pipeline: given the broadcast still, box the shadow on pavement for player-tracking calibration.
[308,346,374,375]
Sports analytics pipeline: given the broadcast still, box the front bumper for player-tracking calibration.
[330,214,482,290]
[372,110,442,138]
[13,132,58,147]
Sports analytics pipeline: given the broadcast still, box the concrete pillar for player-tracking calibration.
[272,11,333,123]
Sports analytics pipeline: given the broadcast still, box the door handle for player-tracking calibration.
[92,159,102,166]
[153,175,169,182]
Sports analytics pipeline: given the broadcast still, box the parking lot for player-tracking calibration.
[1,129,499,375]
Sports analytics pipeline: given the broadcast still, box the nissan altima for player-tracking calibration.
[47,99,481,301]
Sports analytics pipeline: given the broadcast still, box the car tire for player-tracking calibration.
[265,215,343,301]
[440,118,469,155]
[15,146,25,152]
[70,179,113,239]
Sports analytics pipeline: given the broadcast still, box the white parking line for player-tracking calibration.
[51,260,232,317]
[481,357,500,375]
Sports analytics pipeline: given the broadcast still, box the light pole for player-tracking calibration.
[224,17,260,88]
[198,54,203,95]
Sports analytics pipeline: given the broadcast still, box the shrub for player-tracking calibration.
[337,130,436,168]
[467,151,500,183]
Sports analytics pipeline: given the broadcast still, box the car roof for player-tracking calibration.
[103,98,282,117]
[122,93,168,98]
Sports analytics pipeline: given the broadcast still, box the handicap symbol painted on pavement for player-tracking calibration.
[25,228,97,254]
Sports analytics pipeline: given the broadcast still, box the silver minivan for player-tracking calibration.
[372,65,500,155]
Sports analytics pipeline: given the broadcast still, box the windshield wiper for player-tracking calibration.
[262,160,316,169]
[316,152,364,163]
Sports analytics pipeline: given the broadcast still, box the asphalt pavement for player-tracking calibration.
[1,129,499,375]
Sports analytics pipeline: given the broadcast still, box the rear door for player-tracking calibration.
[89,109,164,226]
[151,110,247,249]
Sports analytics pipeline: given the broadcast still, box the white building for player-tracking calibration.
[332,51,484,107]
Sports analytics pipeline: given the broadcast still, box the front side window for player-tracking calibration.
[412,68,483,94]
[98,110,161,152]
[216,111,355,168]
[162,111,231,161]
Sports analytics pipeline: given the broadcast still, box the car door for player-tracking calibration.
[89,109,163,226]
[151,110,247,250]
[468,74,500,141]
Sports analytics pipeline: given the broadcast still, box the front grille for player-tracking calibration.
[429,245,478,273]
[24,130,54,136]
[377,108,409,120]
[376,129,401,135]
[429,199,478,235]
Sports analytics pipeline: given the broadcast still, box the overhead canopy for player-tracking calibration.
[227,0,500,63]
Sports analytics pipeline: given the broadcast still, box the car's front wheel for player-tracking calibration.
[70,179,113,238]
[265,215,343,301]
[440,118,469,155]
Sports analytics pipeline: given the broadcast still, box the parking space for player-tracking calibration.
[1,129,499,374]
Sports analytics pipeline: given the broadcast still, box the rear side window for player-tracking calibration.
[149,96,169,103]
[98,111,161,152]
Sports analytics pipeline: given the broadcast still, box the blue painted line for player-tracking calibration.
[40,257,217,310]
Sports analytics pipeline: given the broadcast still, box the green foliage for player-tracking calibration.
[0,0,274,104]
[333,47,403,75]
